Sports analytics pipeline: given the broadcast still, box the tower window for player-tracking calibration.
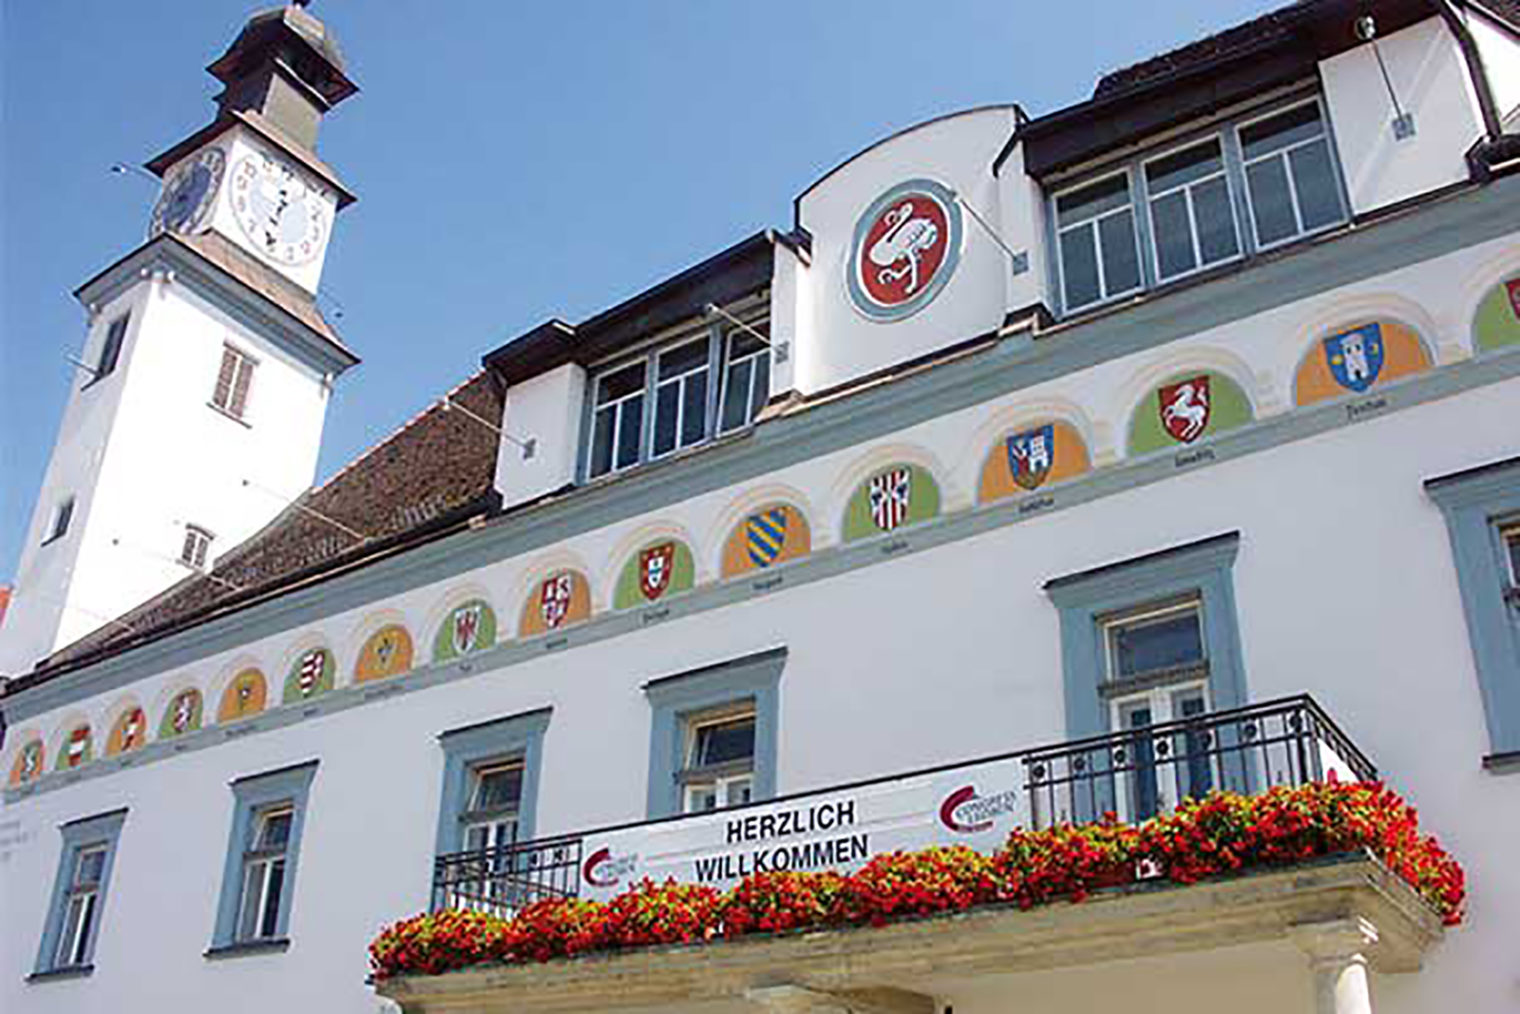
[88,314,130,386]
[211,344,258,421]
[43,496,76,545]
[180,524,214,570]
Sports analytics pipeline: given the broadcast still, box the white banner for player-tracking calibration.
[579,755,1028,899]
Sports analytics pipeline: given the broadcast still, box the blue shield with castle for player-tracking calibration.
[1323,323,1384,393]
[1005,424,1055,491]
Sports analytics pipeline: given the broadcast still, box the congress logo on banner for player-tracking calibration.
[1005,424,1055,491]
[869,468,913,532]
[1158,375,1211,444]
[540,573,574,629]
[639,542,677,602]
[1323,323,1384,393]
[847,178,963,322]
[746,509,788,569]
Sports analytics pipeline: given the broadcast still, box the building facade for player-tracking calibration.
[3,3,1520,1014]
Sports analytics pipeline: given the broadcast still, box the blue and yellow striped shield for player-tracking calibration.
[746,509,788,568]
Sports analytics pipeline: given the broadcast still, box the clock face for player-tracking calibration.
[150,147,226,237]
[230,151,329,266]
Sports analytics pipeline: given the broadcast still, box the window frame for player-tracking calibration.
[1427,458,1520,764]
[1100,594,1209,686]
[32,808,127,980]
[1051,168,1145,314]
[581,309,771,482]
[1138,134,1244,285]
[678,704,757,814]
[235,804,295,943]
[180,523,214,570]
[209,761,317,956]
[1234,97,1347,253]
[718,316,772,436]
[42,495,76,546]
[83,313,131,389]
[644,647,785,819]
[210,343,259,423]
[434,709,549,858]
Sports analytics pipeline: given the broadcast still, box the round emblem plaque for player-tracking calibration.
[846,178,963,322]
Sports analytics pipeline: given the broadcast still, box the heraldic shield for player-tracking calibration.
[746,509,788,568]
[640,542,677,601]
[1508,279,1520,319]
[1323,323,1385,393]
[452,604,482,655]
[540,573,574,629]
[1158,375,1211,444]
[1006,424,1055,491]
[869,468,912,531]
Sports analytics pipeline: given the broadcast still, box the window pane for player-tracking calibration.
[597,362,645,405]
[1246,157,1297,246]
[720,359,751,433]
[1056,174,1130,226]
[1111,609,1205,677]
[1098,209,1141,294]
[693,716,755,766]
[1241,104,1323,161]
[1059,224,1101,309]
[680,372,707,447]
[1506,530,1520,582]
[98,316,128,378]
[257,811,292,851]
[687,786,719,813]
[464,824,489,853]
[589,406,615,477]
[260,860,285,938]
[238,863,267,940]
[726,777,754,807]
[1150,190,1196,279]
[472,765,523,811]
[56,896,87,966]
[1192,175,1240,264]
[658,338,708,380]
[75,847,106,886]
[730,330,767,359]
[653,382,679,456]
[748,354,770,420]
[615,396,643,468]
[1288,140,1342,231]
[1146,140,1222,193]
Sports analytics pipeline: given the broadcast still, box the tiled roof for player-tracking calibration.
[26,371,503,681]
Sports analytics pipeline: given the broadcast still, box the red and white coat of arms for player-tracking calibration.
[1507,279,1520,320]
[1158,376,1211,444]
[639,543,676,602]
[298,649,326,695]
[452,604,482,655]
[540,573,574,629]
[869,468,913,532]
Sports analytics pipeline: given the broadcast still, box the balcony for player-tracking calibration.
[381,697,1454,1014]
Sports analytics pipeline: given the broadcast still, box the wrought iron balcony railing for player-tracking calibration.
[430,694,1374,919]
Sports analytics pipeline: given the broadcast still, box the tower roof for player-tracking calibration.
[208,4,356,107]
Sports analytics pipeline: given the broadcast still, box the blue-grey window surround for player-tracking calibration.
[1044,532,1246,740]
[1426,457,1520,768]
[31,808,127,981]
[208,760,318,956]
[434,707,551,857]
[643,646,786,818]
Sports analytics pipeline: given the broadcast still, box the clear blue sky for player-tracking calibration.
[0,0,1279,582]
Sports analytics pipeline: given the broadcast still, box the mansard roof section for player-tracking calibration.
[21,371,503,683]
[483,231,776,386]
[1014,0,1438,178]
[74,230,358,375]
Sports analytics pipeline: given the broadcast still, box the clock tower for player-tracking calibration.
[0,5,361,675]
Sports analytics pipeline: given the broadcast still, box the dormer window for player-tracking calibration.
[584,311,769,480]
[1049,95,1347,317]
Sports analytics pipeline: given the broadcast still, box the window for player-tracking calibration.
[680,708,756,813]
[33,809,126,980]
[644,647,785,818]
[461,759,524,854]
[180,524,214,570]
[211,344,257,420]
[1238,101,1345,249]
[43,496,75,545]
[1143,139,1240,281]
[1102,597,1206,682]
[210,761,316,955]
[584,311,770,480]
[236,806,293,942]
[1054,172,1142,311]
[719,322,771,435]
[1048,96,1347,317]
[90,314,129,384]
[1427,459,1520,763]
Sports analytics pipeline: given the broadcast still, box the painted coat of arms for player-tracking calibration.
[1005,424,1055,491]
[1507,279,1520,320]
[1159,376,1211,444]
[540,573,574,629]
[298,649,326,696]
[640,543,677,601]
[171,692,196,734]
[122,708,145,750]
[67,727,89,767]
[452,604,483,655]
[847,179,963,322]
[20,742,41,780]
[1323,323,1384,393]
[746,509,788,568]
[375,631,399,668]
[869,468,913,532]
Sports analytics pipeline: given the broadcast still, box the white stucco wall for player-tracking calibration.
[496,363,586,507]
[1320,17,1485,215]
[3,221,1517,1013]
